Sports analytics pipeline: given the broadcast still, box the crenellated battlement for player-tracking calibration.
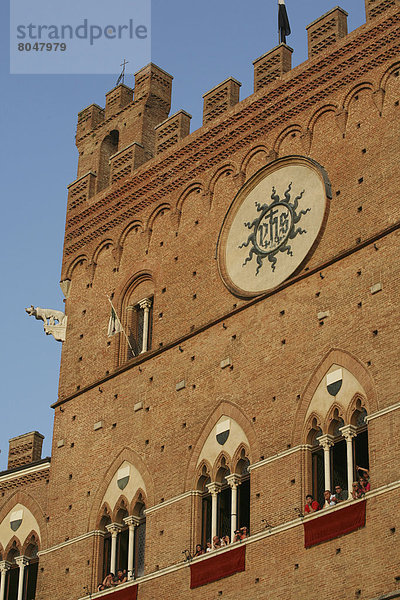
[67,2,400,226]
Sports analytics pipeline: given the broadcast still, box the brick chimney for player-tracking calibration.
[8,432,44,470]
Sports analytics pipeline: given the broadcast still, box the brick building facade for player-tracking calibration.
[1,1,400,599]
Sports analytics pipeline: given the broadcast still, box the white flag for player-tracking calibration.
[108,306,122,337]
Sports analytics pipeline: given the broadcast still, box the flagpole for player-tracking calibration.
[106,295,135,356]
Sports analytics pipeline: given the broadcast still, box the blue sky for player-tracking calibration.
[0,0,366,469]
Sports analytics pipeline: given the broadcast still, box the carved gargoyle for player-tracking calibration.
[25,305,67,342]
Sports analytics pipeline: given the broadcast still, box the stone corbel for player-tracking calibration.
[59,279,71,299]
[300,129,313,155]
[112,245,123,270]
[372,88,385,115]
[233,171,246,188]
[87,260,97,284]
[335,109,348,136]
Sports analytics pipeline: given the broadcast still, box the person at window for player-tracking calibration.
[351,481,363,499]
[333,484,348,502]
[205,542,212,552]
[212,535,222,550]
[322,490,337,508]
[116,569,127,584]
[233,530,241,542]
[221,535,230,546]
[239,527,249,539]
[304,494,320,513]
[356,466,370,492]
[97,573,115,591]
[193,544,205,557]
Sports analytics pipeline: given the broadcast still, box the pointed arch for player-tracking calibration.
[22,531,40,556]
[347,393,368,426]
[112,495,130,523]
[212,451,231,482]
[176,183,204,215]
[5,537,21,562]
[292,348,378,446]
[96,502,112,530]
[304,412,323,444]
[130,489,147,516]
[325,403,346,435]
[185,400,258,491]
[88,446,155,531]
[232,444,250,474]
[0,491,47,549]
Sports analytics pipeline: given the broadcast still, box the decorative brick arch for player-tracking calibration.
[307,104,338,135]
[91,238,114,265]
[342,81,374,112]
[240,145,270,176]
[273,123,303,156]
[292,348,378,446]
[380,60,400,91]
[184,400,258,491]
[88,446,155,531]
[176,182,204,216]
[65,254,89,280]
[0,491,47,549]
[206,162,237,200]
[118,220,144,247]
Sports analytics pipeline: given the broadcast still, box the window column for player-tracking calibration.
[106,523,123,575]
[0,562,11,600]
[123,516,140,580]
[15,556,29,600]
[139,298,152,354]
[318,434,335,491]
[226,474,241,541]
[340,424,357,494]
[206,483,222,540]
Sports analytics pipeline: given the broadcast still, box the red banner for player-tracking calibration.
[304,500,366,548]
[101,584,138,600]
[190,545,246,589]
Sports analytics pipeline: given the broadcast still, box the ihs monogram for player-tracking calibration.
[239,183,311,274]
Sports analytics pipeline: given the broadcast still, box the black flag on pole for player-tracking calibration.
[278,0,291,44]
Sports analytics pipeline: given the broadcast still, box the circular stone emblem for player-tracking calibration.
[217,156,331,297]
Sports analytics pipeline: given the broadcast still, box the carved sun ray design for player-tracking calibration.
[239,182,310,274]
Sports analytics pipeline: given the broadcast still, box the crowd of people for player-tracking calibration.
[193,527,250,557]
[304,466,370,514]
[97,569,128,592]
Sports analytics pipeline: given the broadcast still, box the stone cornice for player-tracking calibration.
[249,445,312,472]
[0,460,50,485]
[365,400,400,422]
[63,10,400,260]
[37,530,104,556]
